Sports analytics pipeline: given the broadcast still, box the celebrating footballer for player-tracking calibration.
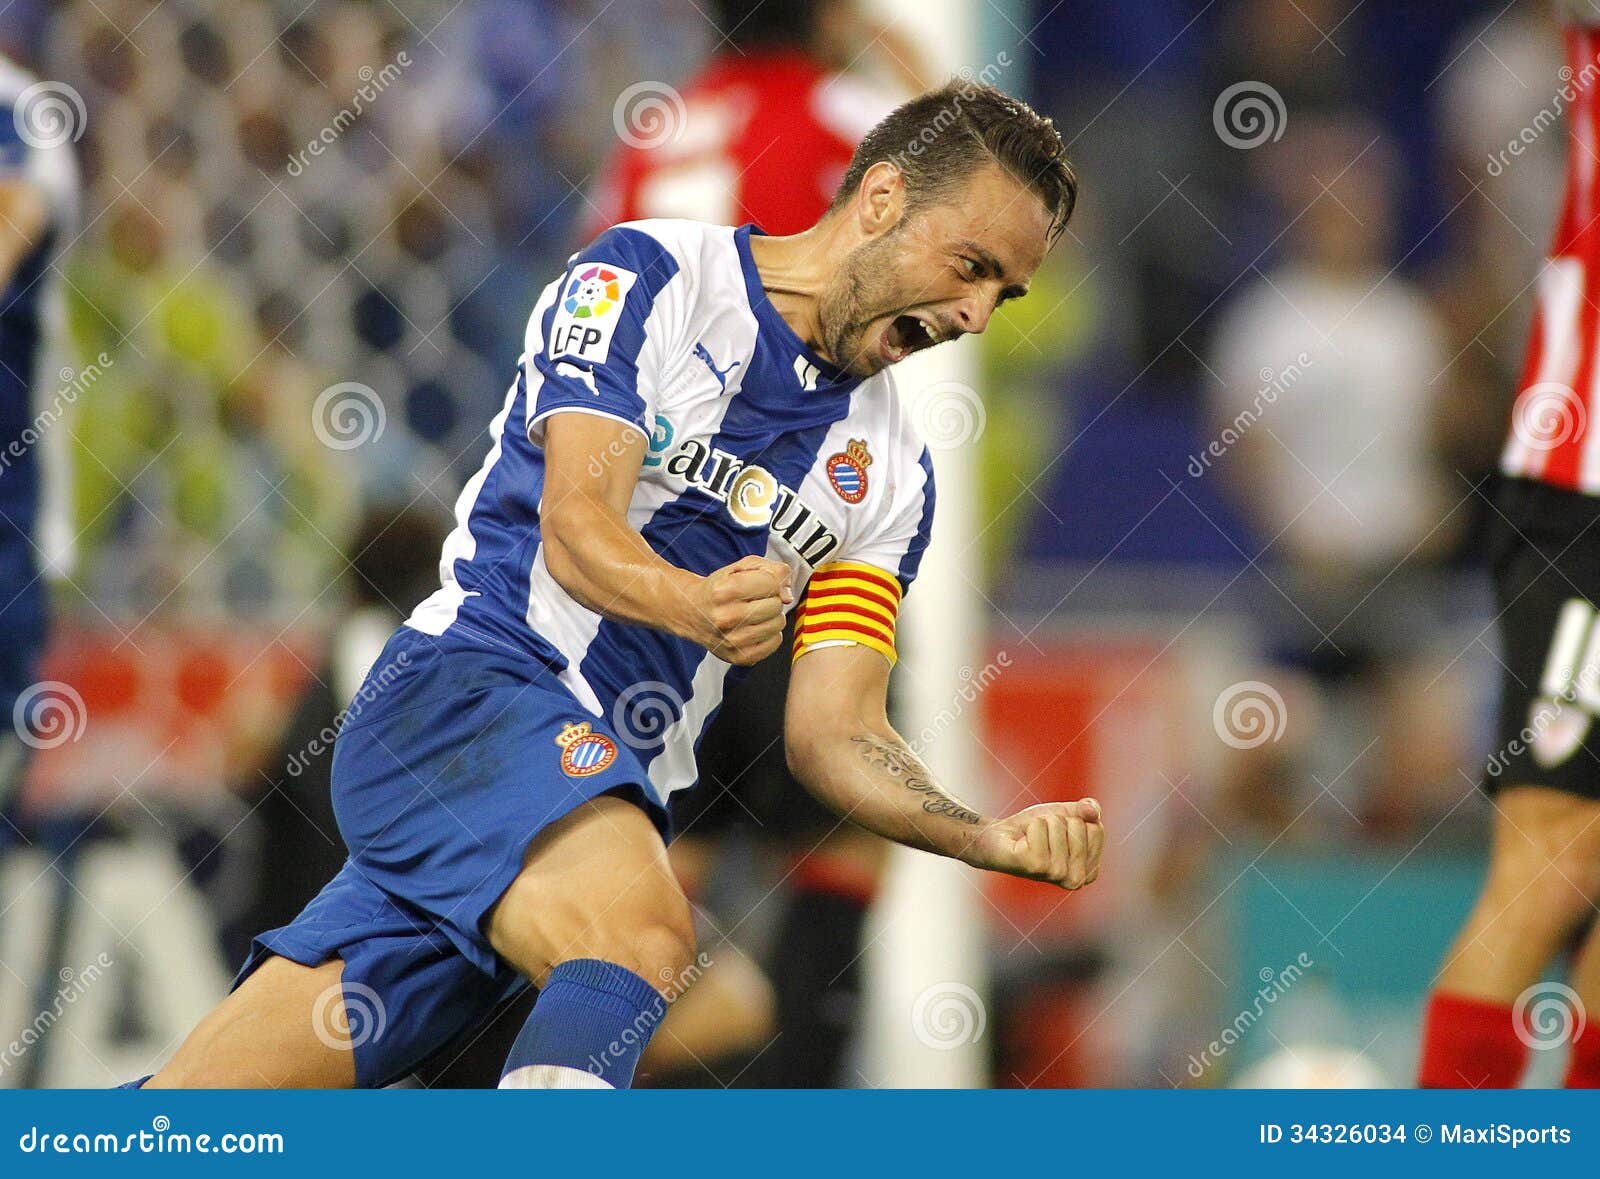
[133,81,1102,1091]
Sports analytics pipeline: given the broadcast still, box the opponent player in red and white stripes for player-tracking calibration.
[1420,0,1600,1090]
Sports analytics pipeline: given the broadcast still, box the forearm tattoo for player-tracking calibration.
[850,735,982,825]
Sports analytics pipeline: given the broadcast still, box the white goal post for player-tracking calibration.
[859,0,1015,1090]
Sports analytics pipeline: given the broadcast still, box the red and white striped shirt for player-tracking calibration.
[584,50,897,241]
[1503,23,1600,492]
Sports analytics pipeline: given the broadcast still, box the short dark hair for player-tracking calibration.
[829,80,1078,242]
[712,1,816,52]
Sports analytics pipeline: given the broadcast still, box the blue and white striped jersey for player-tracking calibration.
[0,58,81,689]
[407,219,935,805]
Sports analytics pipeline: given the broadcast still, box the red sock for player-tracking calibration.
[1417,992,1527,1088]
[1564,1025,1600,1087]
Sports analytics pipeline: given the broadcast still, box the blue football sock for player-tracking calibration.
[499,958,665,1089]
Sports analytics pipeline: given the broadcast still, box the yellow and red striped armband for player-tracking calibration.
[792,560,903,667]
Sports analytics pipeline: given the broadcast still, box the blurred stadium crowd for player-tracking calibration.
[0,0,1579,1088]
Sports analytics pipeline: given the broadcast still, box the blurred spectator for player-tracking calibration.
[1438,0,1564,335]
[1210,118,1455,609]
[1216,0,1367,117]
[1428,0,1563,560]
[0,46,83,832]
[1207,115,1472,832]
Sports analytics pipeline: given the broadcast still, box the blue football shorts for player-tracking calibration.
[235,624,667,1086]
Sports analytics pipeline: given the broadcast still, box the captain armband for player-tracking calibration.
[791,560,904,667]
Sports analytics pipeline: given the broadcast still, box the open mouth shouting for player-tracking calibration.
[878,312,952,364]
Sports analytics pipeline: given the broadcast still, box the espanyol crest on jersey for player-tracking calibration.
[407,219,934,807]
[826,439,872,504]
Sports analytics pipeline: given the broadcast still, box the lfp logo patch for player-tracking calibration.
[564,265,623,318]
[555,721,617,777]
[548,262,638,366]
[826,438,872,504]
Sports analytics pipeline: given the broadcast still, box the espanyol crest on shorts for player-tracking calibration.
[555,721,618,777]
[826,438,872,504]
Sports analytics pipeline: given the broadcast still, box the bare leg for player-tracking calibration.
[1419,788,1600,1086]
[152,795,692,1090]
[146,957,356,1089]
[1435,787,1600,1001]
[1564,916,1600,1085]
[640,943,774,1075]
[484,794,696,1088]
[486,794,695,987]
[1571,917,1600,1009]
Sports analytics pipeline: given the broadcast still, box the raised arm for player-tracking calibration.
[785,639,1104,890]
[525,224,793,667]
[538,412,792,667]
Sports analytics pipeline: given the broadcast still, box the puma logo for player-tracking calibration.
[693,342,741,391]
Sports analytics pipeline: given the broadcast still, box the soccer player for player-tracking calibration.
[586,0,927,237]
[588,0,934,1086]
[142,81,1099,1090]
[1419,0,1600,1090]
[0,57,81,833]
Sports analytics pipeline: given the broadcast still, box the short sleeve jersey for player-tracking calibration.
[407,219,935,805]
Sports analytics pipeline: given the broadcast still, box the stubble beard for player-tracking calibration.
[817,232,904,376]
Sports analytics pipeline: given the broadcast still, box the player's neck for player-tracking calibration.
[747,225,840,360]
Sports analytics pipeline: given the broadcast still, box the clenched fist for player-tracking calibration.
[692,554,794,665]
[964,799,1104,890]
